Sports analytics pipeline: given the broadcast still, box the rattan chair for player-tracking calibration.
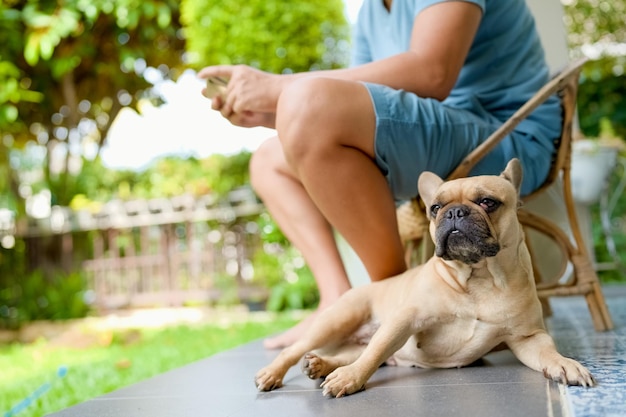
[397,57,614,331]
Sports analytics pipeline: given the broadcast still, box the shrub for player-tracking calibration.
[0,270,90,329]
[180,0,350,73]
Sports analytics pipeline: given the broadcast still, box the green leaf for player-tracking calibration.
[0,61,20,78]
[39,33,57,60]
[25,12,53,29]
[157,5,171,28]
[24,32,41,66]
[0,104,19,123]
[51,55,82,79]
[56,8,80,35]
[19,89,44,103]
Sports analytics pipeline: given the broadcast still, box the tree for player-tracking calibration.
[180,0,350,73]
[0,0,185,210]
[563,0,626,49]
[562,0,626,138]
[0,0,350,216]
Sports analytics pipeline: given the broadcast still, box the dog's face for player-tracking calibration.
[417,159,523,265]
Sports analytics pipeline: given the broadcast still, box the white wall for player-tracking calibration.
[526,0,570,71]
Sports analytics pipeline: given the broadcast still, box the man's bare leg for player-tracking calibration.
[276,77,407,281]
[250,77,407,349]
[250,138,352,349]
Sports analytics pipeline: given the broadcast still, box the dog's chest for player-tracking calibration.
[393,308,508,368]
[347,320,381,345]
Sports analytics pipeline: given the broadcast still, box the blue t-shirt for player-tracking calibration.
[351,0,561,146]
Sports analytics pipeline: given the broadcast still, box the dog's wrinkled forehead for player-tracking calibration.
[418,158,523,216]
[435,176,516,204]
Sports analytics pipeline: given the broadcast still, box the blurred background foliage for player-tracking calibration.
[0,0,349,213]
[69,152,253,210]
[0,0,348,327]
[563,0,626,283]
[0,0,625,327]
[181,0,350,73]
[0,0,185,211]
[563,0,626,139]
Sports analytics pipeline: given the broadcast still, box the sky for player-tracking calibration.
[100,70,274,170]
[100,0,363,171]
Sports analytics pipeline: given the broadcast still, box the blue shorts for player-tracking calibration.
[364,83,555,200]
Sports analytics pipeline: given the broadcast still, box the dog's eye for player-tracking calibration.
[430,204,441,217]
[478,198,501,212]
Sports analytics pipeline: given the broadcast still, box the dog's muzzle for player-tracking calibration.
[434,204,500,264]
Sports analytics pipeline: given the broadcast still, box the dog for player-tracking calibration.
[255,158,595,397]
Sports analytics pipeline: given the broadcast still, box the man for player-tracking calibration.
[199,0,560,348]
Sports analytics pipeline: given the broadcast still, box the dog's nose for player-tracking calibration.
[445,205,470,219]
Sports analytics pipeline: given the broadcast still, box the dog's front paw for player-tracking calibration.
[255,366,284,392]
[320,366,366,398]
[543,357,596,387]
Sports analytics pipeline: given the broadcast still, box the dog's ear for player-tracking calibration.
[418,171,444,210]
[501,158,523,195]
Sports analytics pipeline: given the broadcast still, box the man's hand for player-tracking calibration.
[198,64,285,128]
[209,94,276,128]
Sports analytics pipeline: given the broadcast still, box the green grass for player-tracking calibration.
[0,314,298,417]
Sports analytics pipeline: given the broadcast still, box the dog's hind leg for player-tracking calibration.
[302,344,366,380]
[255,288,372,391]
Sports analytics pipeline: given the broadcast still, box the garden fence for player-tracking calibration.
[15,188,268,311]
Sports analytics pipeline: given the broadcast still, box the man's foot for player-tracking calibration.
[263,284,350,350]
[263,310,320,350]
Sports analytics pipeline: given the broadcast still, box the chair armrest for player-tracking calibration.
[447,57,588,180]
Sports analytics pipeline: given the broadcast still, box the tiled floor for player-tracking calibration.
[48,286,626,417]
[545,286,626,417]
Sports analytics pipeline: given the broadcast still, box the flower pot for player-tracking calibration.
[570,139,619,205]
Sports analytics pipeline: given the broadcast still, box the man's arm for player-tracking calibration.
[198,1,482,124]
[330,1,483,100]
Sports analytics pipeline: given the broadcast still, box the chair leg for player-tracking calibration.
[570,252,614,331]
[566,195,615,331]
[520,209,614,331]
[586,282,614,331]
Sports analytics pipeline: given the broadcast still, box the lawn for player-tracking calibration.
[0,313,299,417]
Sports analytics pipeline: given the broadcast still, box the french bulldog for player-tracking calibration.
[255,158,595,397]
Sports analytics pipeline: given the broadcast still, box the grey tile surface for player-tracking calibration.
[546,286,626,417]
[48,286,626,417]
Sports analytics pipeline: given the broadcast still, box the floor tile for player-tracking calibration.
[547,286,626,417]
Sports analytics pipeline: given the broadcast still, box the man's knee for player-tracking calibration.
[278,77,329,124]
[277,78,339,168]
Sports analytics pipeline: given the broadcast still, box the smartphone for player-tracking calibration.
[204,76,228,99]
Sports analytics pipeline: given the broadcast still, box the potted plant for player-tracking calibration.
[571,118,625,205]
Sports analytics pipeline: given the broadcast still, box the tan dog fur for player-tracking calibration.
[255,159,595,397]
